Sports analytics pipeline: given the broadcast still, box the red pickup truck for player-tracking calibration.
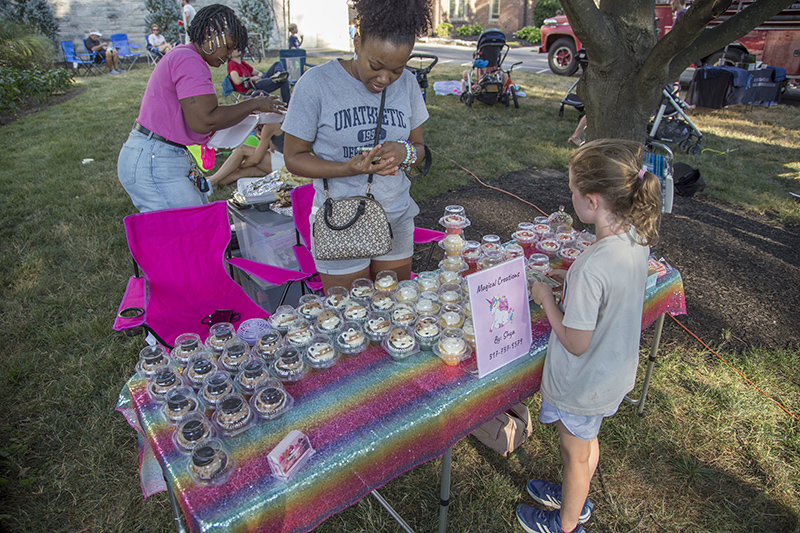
[539,1,800,78]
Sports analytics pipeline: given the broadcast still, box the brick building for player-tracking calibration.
[432,0,535,37]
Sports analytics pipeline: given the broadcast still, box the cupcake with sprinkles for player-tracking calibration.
[297,294,324,321]
[384,326,418,360]
[414,316,441,350]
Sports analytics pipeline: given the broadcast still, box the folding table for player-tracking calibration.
[117,263,685,533]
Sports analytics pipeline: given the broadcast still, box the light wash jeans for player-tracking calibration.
[117,128,207,212]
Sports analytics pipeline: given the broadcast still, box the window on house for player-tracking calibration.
[489,0,500,20]
[449,0,467,21]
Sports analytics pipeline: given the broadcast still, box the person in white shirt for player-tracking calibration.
[182,0,197,44]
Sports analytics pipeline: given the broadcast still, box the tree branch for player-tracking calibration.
[561,0,610,53]
[667,0,794,79]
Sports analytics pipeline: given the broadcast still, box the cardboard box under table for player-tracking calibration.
[116,264,685,533]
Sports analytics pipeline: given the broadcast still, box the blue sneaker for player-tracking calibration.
[516,505,585,533]
[526,479,593,524]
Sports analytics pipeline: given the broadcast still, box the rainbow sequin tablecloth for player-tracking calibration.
[117,264,685,533]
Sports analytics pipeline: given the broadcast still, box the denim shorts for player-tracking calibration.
[117,128,207,212]
[309,207,416,276]
[539,398,619,441]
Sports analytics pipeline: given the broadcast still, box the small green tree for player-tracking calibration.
[237,0,274,44]
[0,18,53,69]
[0,0,58,41]
[144,0,182,44]
[533,0,562,28]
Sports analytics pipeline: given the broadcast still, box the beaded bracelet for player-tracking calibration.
[399,140,417,170]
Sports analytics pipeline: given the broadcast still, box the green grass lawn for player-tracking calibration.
[0,58,798,532]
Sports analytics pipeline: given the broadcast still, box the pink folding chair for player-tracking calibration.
[289,183,446,284]
[113,201,311,347]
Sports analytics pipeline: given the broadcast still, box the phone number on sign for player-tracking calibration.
[488,337,525,360]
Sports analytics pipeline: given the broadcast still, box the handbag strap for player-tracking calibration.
[323,89,387,198]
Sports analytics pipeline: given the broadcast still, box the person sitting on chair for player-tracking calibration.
[460,61,507,94]
[86,30,121,74]
[227,48,291,103]
[208,121,284,186]
[147,24,174,55]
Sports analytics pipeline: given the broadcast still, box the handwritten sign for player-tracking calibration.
[466,256,532,378]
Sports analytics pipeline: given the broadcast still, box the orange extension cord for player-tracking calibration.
[435,148,800,423]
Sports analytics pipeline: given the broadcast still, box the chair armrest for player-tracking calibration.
[413,227,446,244]
[128,44,141,50]
[227,257,309,286]
[113,276,146,331]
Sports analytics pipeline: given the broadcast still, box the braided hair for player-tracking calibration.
[353,0,433,47]
[188,4,248,53]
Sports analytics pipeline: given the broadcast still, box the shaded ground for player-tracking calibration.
[0,87,83,127]
[414,168,800,352]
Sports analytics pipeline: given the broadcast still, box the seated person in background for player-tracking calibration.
[288,23,303,48]
[227,49,291,103]
[208,121,284,186]
[147,24,174,55]
[86,30,121,74]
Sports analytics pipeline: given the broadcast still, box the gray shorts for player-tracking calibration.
[309,208,416,276]
[539,398,619,441]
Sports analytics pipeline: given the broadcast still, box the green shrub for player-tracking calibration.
[455,23,484,37]
[533,0,562,28]
[436,22,453,38]
[145,0,183,44]
[515,26,541,44]
[0,66,73,116]
[0,18,55,70]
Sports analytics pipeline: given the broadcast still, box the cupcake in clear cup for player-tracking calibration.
[200,371,235,408]
[335,321,369,355]
[315,308,343,336]
[186,353,218,389]
[414,315,441,350]
[187,437,234,485]
[305,335,339,369]
[324,285,350,310]
[205,322,237,355]
[236,318,269,347]
[285,319,315,349]
[148,366,185,401]
[371,291,395,312]
[375,270,399,293]
[251,383,293,420]
[439,205,470,235]
[462,318,476,348]
[517,222,536,234]
[273,346,307,382]
[555,225,577,247]
[162,386,201,423]
[441,233,466,256]
[171,333,205,366]
[350,278,375,301]
[212,393,253,436]
[504,243,525,261]
[513,229,539,259]
[297,294,324,321]
[416,271,440,292]
[526,253,552,276]
[395,280,419,304]
[136,344,171,378]
[439,256,468,273]
[343,300,369,324]
[235,357,273,394]
[461,240,482,275]
[535,232,561,258]
[532,217,553,238]
[557,246,582,266]
[433,328,472,366]
[444,204,465,217]
[439,269,462,285]
[218,340,251,374]
[438,282,462,305]
[415,293,441,317]
[391,303,417,328]
[480,234,502,255]
[478,250,504,270]
[438,303,465,329]
[174,412,214,451]
[268,305,299,333]
[461,298,473,319]
[253,331,283,362]
[364,311,392,342]
[575,230,596,250]
[383,326,419,361]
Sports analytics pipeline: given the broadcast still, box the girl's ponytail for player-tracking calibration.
[630,170,662,246]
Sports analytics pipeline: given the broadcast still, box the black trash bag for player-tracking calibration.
[673,162,707,197]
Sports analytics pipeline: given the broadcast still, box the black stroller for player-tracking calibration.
[461,29,522,108]
[405,53,438,103]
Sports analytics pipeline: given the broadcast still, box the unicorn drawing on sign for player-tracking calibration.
[487,295,514,332]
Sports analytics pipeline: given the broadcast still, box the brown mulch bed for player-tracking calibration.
[414,168,800,353]
[0,87,84,127]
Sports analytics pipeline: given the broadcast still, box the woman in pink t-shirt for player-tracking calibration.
[117,4,284,212]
